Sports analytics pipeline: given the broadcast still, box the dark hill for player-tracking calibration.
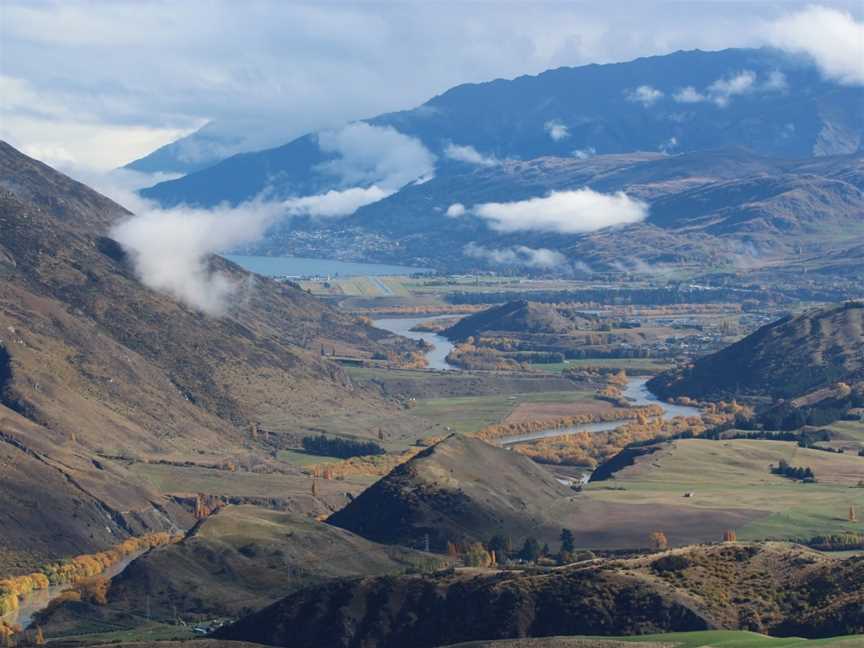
[327,434,573,550]
[444,300,588,341]
[216,543,864,647]
[648,302,864,401]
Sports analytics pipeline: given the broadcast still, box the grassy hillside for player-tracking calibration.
[38,505,443,636]
[648,303,864,402]
[586,438,864,541]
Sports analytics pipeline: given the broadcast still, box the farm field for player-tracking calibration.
[535,358,675,373]
[411,389,601,434]
[586,439,864,540]
[128,462,376,511]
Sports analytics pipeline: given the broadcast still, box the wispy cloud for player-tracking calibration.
[672,86,706,104]
[768,5,864,86]
[471,188,648,234]
[463,243,566,269]
[626,85,664,107]
[444,143,500,167]
[707,70,757,107]
[544,120,570,141]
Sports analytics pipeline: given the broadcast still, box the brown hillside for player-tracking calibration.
[37,505,443,633]
[327,434,573,549]
[0,142,426,573]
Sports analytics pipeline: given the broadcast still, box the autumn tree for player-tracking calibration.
[649,531,669,551]
[850,505,858,523]
[34,628,45,646]
[723,529,737,542]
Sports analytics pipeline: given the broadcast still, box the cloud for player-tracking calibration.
[544,120,570,141]
[764,70,788,91]
[659,136,678,153]
[673,69,788,107]
[707,70,756,107]
[768,5,864,85]
[672,86,706,103]
[317,122,436,190]
[111,200,285,316]
[572,147,596,160]
[463,243,566,269]
[446,203,466,217]
[284,185,391,218]
[472,188,648,234]
[627,85,664,107]
[444,143,500,167]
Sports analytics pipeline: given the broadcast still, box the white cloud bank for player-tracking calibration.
[444,143,500,167]
[672,69,787,107]
[768,5,864,85]
[463,243,566,269]
[472,189,648,234]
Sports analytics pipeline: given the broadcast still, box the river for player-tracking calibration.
[498,377,701,445]
[371,315,458,371]
[370,316,699,443]
[1,551,145,629]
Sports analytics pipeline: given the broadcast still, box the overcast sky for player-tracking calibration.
[1,0,862,169]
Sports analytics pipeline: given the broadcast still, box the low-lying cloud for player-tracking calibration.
[444,143,500,167]
[284,185,391,218]
[446,202,466,217]
[672,69,786,107]
[626,85,664,106]
[111,200,285,316]
[768,5,864,86]
[317,122,436,189]
[472,188,648,234]
[463,243,566,269]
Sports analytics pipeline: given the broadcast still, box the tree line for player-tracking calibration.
[302,434,385,459]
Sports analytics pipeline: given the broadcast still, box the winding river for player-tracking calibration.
[498,377,701,446]
[1,551,145,629]
[372,315,458,371]
[370,316,700,445]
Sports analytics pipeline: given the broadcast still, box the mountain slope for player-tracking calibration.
[444,300,590,340]
[140,48,863,209]
[0,142,426,573]
[37,505,443,632]
[648,301,864,401]
[216,543,864,647]
[327,434,573,549]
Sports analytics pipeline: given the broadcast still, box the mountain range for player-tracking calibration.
[127,47,864,274]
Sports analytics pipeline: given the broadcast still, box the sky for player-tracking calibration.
[1,0,862,170]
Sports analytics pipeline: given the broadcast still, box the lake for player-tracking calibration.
[225,254,431,278]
